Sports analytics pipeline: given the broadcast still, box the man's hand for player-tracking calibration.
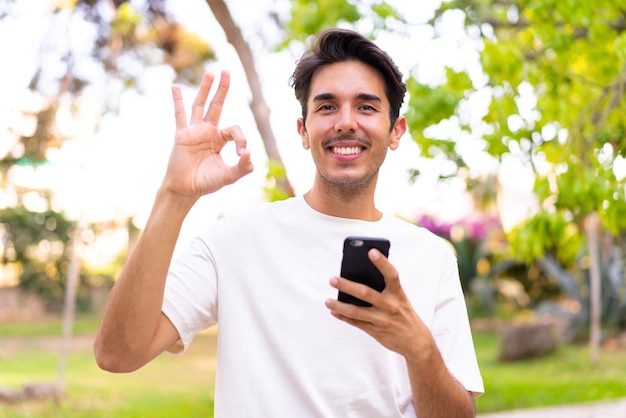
[163,70,254,202]
[325,248,427,360]
[326,249,477,417]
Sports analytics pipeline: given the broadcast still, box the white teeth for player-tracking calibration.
[332,146,362,155]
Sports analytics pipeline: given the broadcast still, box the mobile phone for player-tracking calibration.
[338,236,390,307]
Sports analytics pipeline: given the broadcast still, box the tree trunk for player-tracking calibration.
[57,222,84,391]
[205,0,295,197]
[586,212,602,367]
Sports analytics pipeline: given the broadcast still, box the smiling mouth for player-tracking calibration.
[331,146,364,155]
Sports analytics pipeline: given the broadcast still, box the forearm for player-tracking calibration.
[94,188,195,372]
[406,339,476,418]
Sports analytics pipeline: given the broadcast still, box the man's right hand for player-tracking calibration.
[163,70,254,202]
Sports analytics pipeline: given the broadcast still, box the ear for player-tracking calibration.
[388,116,407,151]
[297,118,310,150]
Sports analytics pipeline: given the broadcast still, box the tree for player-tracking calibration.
[411,0,626,337]
[0,0,217,299]
[0,0,284,400]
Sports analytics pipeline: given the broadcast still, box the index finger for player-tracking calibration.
[203,70,231,125]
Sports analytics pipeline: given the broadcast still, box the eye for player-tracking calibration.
[316,104,335,112]
[359,104,378,112]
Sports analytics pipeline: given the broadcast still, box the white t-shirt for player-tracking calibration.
[163,196,484,417]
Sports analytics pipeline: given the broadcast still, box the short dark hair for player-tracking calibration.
[289,28,406,130]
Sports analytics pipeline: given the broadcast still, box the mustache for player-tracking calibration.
[322,134,371,148]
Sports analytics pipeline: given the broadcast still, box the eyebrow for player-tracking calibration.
[312,92,383,103]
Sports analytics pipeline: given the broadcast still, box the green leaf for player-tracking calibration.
[614,32,626,62]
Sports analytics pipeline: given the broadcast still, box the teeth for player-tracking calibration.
[332,146,362,155]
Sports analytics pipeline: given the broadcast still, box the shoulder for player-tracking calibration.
[383,214,455,256]
[384,214,447,241]
[197,197,301,239]
[219,197,299,222]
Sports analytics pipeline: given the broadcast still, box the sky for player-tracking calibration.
[0,0,538,260]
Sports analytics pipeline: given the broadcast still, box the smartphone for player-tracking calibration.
[338,236,390,307]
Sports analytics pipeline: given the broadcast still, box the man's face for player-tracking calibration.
[297,60,406,193]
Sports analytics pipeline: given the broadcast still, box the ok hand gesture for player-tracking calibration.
[162,70,254,202]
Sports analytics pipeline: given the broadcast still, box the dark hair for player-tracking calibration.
[289,28,406,130]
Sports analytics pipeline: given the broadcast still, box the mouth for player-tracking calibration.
[325,135,370,158]
[330,146,364,155]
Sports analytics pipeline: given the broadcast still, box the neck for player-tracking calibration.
[304,177,382,221]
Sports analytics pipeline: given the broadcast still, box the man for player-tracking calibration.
[94,28,484,417]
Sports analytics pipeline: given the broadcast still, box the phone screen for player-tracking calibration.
[338,236,390,307]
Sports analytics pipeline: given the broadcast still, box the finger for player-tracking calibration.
[330,276,380,309]
[220,126,254,183]
[325,292,379,325]
[221,148,254,186]
[171,85,187,130]
[221,125,248,154]
[368,249,400,289]
[235,148,254,177]
[204,70,230,125]
[190,73,215,123]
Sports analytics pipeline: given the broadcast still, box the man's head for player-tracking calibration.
[290,28,406,131]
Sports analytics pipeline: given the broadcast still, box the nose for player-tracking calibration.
[334,108,357,133]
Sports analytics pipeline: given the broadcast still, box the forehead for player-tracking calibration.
[308,60,388,104]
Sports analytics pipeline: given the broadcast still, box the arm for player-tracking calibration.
[94,70,253,373]
[326,249,476,418]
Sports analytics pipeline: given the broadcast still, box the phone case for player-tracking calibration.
[338,236,390,307]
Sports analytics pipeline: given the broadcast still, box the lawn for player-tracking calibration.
[1,316,216,418]
[473,331,626,412]
[1,316,625,416]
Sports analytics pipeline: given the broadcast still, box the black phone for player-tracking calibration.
[338,236,390,307]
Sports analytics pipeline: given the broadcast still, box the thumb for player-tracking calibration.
[368,249,400,289]
[224,148,253,185]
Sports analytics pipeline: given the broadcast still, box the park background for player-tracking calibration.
[1,0,625,416]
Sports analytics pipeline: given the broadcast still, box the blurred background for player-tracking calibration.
[1,0,625,416]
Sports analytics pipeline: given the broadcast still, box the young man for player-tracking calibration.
[94,28,484,417]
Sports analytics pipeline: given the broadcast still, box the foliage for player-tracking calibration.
[0,1,216,309]
[2,0,215,170]
[405,68,474,164]
[283,0,361,43]
[279,0,404,47]
[396,0,626,329]
[0,206,72,302]
[422,0,626,260]
[507,210,584,266]
[264,159,293,202]
[0,206,100,311]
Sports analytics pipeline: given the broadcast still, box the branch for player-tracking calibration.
[205,0,294,197]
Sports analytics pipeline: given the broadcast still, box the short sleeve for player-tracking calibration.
[162,233,219,353]
[431,247,485,395]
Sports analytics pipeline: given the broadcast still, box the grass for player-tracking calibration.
[1,316,216,418]
[473,331,626,412]
[0,314,102,337]
[1,316,625,416]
